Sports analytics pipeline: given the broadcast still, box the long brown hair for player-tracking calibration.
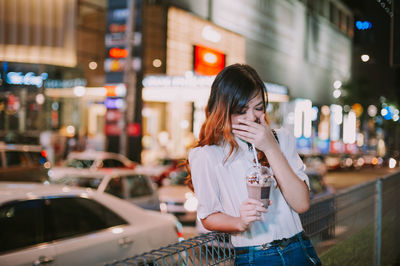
[185,64,269,191]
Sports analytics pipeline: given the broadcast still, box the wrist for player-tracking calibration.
[261,141,279,156]
[235,217,247,232]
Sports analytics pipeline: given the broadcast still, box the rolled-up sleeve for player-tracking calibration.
[189,147,224,220]
[279,129,310,189]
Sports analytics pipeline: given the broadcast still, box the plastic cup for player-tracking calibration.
[246,165,274,207]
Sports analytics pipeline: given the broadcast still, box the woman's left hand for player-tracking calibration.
[232,114,276,152]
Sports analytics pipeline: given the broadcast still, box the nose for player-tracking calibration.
[246,110,256,122]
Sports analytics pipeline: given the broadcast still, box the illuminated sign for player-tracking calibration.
[142,74,215,88]
[127,123,141,137]
[316,138,330,154]
[106,33,126,46]
[44,78,86,88]
[109,23,126,33]
[112,9,128,20]
[355,21,372,30]
[105,84,126,97]
[106,110,124,122]
[294,99,312,138]
[142,74,289,96]
[109,47,128,58]
[330,140,344,154]
[194,45,225,76]
[104,58,125,72]
[6,72,48,88]
[264,82,288,95]
[105,123,122,136]
[104,98,125,109]
[330,104,342,141]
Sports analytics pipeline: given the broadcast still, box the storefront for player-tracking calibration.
[139,6,292,163]
[141,73,289,163]
[0,62,84,142]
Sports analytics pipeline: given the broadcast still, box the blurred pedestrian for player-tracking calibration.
[186,64,321,265]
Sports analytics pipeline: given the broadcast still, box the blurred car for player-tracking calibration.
[149,158,186,187]
[48,150,136,180]
[324,155,341,171]
[300,154,327,176]
[305,169,335,199]
[0,142,50,182]
[158,165,198,224]
[0,182,183,266]
[50,168,160,211]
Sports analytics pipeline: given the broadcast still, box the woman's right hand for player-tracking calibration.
[238,198,267,231]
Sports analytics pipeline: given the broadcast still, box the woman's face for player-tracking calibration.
[230,92,265,125]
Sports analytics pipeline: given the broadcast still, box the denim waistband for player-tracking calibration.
[235,231,309,255]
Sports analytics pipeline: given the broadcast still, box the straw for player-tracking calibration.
[251,143,260,167]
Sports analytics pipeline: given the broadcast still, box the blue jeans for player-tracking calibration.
[234,236,321,265]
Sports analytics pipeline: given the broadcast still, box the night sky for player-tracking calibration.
[340,0,399,106]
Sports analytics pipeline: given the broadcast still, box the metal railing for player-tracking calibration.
[106,170,400,266]
[106,232,235,265]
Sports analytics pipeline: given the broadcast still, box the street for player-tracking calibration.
[324,167,398,191]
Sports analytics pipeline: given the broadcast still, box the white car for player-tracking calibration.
[0,182,183,266]
[158,165,198,223]
[48,150,136,181]
[51,168,160,211]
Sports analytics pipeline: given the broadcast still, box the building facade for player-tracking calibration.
[166,0,353,105]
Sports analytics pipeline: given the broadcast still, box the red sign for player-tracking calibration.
[330,140,344,154]
[109,23,126,33]
[105,123,122,136]
[109,47,128,58]
[344,143,358,154]
[194,45,225,76]
[127,123,141,137]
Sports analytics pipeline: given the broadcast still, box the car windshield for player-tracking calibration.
[54,176,102,189]
[66,159,94,168]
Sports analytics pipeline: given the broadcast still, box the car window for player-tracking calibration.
[5,151,30,166]
[126,175,152,198]
[169,169,188,185]
[54,176,102,189]
[0,199,45,252]
[104,177,124,198]
[66,159,94,168]
[101,159,125,168]
[46,197,127,241]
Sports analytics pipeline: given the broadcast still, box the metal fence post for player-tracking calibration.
[374,179,382,266]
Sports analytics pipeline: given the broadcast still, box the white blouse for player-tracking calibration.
[188,128,309,247]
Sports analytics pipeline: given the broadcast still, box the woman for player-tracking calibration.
[187,64,321,265]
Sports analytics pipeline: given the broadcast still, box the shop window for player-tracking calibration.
[329,2,337,26]
[347,16,354,38]
[339,10,347,33]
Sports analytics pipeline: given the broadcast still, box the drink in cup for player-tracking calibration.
[246,165,274,207]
